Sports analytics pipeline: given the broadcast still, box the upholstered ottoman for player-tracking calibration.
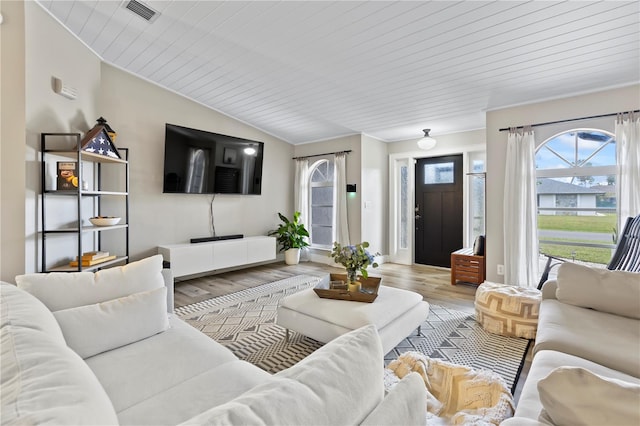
[276,284,430,355]
[474,282,541,339]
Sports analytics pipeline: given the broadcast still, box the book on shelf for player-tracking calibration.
[77,251,110,261]
[69,255,116,267]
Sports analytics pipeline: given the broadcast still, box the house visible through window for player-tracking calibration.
[535,129,617,265]
[309,159,334,247]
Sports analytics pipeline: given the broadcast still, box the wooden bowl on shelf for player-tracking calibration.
[89,216,121,226]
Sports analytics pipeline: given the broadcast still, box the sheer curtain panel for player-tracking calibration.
[294,159,309,228]
[333,153,350,245]
[503,127,539,287]
[615,112,640,231]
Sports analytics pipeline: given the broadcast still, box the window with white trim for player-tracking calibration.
[309,159,334,247]
[535,129,617,265]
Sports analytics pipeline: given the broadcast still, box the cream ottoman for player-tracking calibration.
[475,282,541,339]
[276,284,430,355]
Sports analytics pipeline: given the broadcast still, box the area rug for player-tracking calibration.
[175,275,530,392]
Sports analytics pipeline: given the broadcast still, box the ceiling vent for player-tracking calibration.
[124,0,159,22]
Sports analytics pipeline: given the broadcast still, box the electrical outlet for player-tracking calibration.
[497,264,504,275]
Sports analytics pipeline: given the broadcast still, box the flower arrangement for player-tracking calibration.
[329,241,379,280]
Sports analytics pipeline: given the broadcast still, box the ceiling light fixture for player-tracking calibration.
[244,146,256,155]
[417,129,437,150]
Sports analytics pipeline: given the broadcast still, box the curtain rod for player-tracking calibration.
[498,109,640,132]
[292,150,352,160]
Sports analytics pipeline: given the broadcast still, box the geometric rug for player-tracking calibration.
[175,275,530,392]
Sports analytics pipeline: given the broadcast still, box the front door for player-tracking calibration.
[415,155,463,267]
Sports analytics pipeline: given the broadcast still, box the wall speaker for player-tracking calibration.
[53,77,77,100]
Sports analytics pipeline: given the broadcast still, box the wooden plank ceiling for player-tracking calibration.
[39,1,640,144]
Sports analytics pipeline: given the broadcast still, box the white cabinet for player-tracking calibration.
[158,236,276,278]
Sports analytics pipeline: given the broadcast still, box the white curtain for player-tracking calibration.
[294,158,309,228]
[294,158,309,260]
[615,112,640,232]
[504,127,539,287]
[333,152,350,245]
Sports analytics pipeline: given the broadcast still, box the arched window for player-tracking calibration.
[308,159,334,248]
[535,129,617,265]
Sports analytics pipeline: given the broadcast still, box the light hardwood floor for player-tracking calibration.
[173,260,478,312]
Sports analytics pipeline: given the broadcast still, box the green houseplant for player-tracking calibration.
[269,212,310,265]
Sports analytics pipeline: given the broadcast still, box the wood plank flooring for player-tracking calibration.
[174,260,478,313]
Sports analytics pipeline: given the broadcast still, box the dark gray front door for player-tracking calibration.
[415,155,463,267]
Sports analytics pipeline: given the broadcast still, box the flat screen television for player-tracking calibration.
[162,124,264,195]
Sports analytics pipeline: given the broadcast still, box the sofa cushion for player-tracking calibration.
[538,366,640,426]
[1,298,117,424]
[361,373,427,426]
[0,283,65,344]
[117,361,271,425]
[16,254,165,311]
[534,299,640,377]
[54,286,169,358]
[86,316,239,414]
[556,262,640,319]
[513,350,640,422]
[179,324,385,426]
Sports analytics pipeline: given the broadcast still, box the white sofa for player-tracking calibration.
[502,262,640,425]
[1,255,427,425]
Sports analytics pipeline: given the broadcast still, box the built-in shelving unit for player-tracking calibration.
[40,133,130,272]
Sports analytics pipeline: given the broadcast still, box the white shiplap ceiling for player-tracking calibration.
[38,1,640,144]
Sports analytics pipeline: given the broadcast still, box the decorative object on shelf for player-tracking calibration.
[69,254,117,267]
[268,212,310,265]
[417,128,437,150]
[329,241,379,291]
[57,161,78,190]
[89,216,121,227]
[96,117,117,142]
[80,118,121,159]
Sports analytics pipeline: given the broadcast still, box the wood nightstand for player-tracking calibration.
[451,248,485,285]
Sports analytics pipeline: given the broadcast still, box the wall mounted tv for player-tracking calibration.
[162,124,264,195]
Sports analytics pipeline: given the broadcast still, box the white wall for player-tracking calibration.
[486,84,640,283]
[16,3,293,273]
[0,1,27,282]
[99,64,293,260]
[361,134,388,256]
[23,1,102,273]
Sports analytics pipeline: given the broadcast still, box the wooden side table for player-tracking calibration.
[451,248,485,285]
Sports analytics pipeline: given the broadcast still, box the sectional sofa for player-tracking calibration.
[1,255,427,425]
[502,262,640,425]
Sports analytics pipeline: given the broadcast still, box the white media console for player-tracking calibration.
[157,236,276,279]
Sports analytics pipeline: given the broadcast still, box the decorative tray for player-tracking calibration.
[313,273,381,303]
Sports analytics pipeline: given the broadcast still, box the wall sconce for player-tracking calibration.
[346,184,357,193]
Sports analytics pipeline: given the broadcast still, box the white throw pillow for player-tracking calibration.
[1,315,118,424]
[556,262,640,319]
[538,367,640,426]
[0,283,65,344]
[180,324,385,426]
[54,286,169,359]
[16,255,165,311]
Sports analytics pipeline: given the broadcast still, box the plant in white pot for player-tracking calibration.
[269,212,310,265]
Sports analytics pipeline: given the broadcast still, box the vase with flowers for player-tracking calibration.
[330,241,379,292]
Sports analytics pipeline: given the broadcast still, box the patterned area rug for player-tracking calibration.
[175,275,530,391]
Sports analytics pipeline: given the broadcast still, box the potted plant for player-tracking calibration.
[330,241,379,292]
[269,212,310,265]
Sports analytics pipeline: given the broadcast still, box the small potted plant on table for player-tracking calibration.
[330,241,379,292]
[269,212,310,265]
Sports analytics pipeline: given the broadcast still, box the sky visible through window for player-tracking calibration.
[535,130,615,186]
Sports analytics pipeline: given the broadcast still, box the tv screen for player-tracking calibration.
[162,124,264,195]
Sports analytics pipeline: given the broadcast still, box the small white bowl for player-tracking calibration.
[89,217,121,227]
